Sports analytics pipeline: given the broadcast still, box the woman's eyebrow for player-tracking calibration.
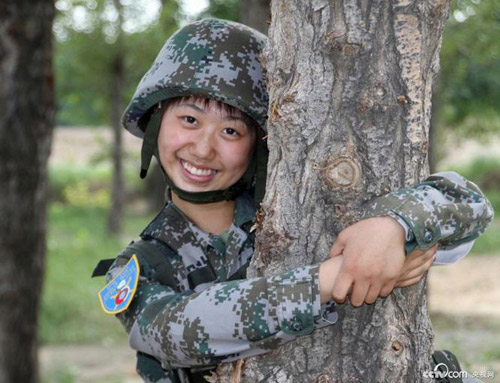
[178,103,205,113]
[222,115,246,123]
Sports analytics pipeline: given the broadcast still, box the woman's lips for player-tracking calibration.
[179,159,218,183]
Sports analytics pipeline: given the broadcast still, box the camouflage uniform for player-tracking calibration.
[98,18,494,383]
[104,172,493,383]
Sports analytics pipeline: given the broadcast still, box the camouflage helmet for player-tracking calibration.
[125,18,269,204]
[122,18,268,137]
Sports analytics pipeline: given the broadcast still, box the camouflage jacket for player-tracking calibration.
[105,172,493,383]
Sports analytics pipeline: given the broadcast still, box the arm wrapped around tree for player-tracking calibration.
[364,171,494,261]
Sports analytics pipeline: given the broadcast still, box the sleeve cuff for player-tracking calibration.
[391,194,442,250]
[365,193,442,251]
[269,265,322,336]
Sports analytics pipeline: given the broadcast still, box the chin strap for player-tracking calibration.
[161,150,259,204]
[138,105,268,205]
[140,106,163,179]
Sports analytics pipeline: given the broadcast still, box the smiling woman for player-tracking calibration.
[157,97,258,234]
[158,97,256,194]
[91,18,494,383]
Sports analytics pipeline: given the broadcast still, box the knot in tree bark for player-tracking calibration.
[323,156,361,190]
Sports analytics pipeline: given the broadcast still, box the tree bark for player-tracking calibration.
[239,0,270,34]
[107,0,125,234]
[0,1,55,382]
[217,1,450,382]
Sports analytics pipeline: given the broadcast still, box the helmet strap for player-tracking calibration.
[140,105,163,179]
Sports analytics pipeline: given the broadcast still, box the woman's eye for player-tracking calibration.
[182,116,196,124]
[223,127,240,136]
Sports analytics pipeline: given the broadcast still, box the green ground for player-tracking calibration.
[40,204,151,345]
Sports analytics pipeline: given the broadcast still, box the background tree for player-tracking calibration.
[0,1,55,382]
[200,0,240,23]
[214,0,450,381]
[202,0,270,34]
[239,0,269,34]
[436,0,500,137]
[429,0,500,171]
[53,0,180,231]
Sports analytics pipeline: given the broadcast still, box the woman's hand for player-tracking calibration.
[394,244,437,289]
[329,217,406,307]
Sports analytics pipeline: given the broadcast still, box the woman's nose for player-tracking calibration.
[190,130,216,160]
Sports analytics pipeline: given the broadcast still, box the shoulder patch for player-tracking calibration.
[98,254,140,314]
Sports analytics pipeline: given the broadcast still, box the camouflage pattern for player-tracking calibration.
[122,18,268,138]
[364,171,494,259]
[108,192,337,382]
[105,173,493,382]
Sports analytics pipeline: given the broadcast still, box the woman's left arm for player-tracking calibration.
[364,171,494,263]
[330,171,494,305]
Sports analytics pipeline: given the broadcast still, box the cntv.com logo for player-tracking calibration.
[423,363,467,379]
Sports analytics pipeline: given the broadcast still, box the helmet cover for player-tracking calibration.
[122,18,268,136]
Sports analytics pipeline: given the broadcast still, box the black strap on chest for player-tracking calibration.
[133,240,178,289]
[91,259,115,278]
[91,239,178,290]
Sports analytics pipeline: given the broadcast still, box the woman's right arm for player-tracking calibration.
[108,250,340,369]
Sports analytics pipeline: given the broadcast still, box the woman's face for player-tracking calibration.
[158,98,256,193]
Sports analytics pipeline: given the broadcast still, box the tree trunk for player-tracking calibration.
[107,0,125,234]
[219,1,450,382]
[239,0,270,34]
[0,1,55,382]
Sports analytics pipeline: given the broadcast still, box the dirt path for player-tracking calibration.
[49,127,142,167]
[40,254,500,383]
[40,343,140,383]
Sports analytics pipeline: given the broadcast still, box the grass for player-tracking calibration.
[40,203,151,345]
[432,313,500,379]
[472,219,500,254]
[42,366,77,383]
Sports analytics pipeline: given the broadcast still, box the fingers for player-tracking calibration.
[395,254,435,287]
[329,238,344,258]
[332,273,352,304]
[364,282,383,305]
[395,275,422,288]
[379,282,395,298]
[397,245,438,284]
[403,255,435,280]
[349,280,370,307]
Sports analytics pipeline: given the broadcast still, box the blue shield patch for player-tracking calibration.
[98,254,140,314]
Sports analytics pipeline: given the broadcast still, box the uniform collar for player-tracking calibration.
[141,192,256,249]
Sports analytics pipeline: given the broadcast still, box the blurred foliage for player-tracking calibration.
[436,0,500,136]
[199,0,240,21]
[63,181,110,208]
[48,163,142,204]
[40,203,151,344]
[454,157,500,193]
[446,156,500,254]
[54,0,180,126]
[471,219,500,254]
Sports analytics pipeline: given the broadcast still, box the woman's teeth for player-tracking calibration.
[181,160,217,176]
